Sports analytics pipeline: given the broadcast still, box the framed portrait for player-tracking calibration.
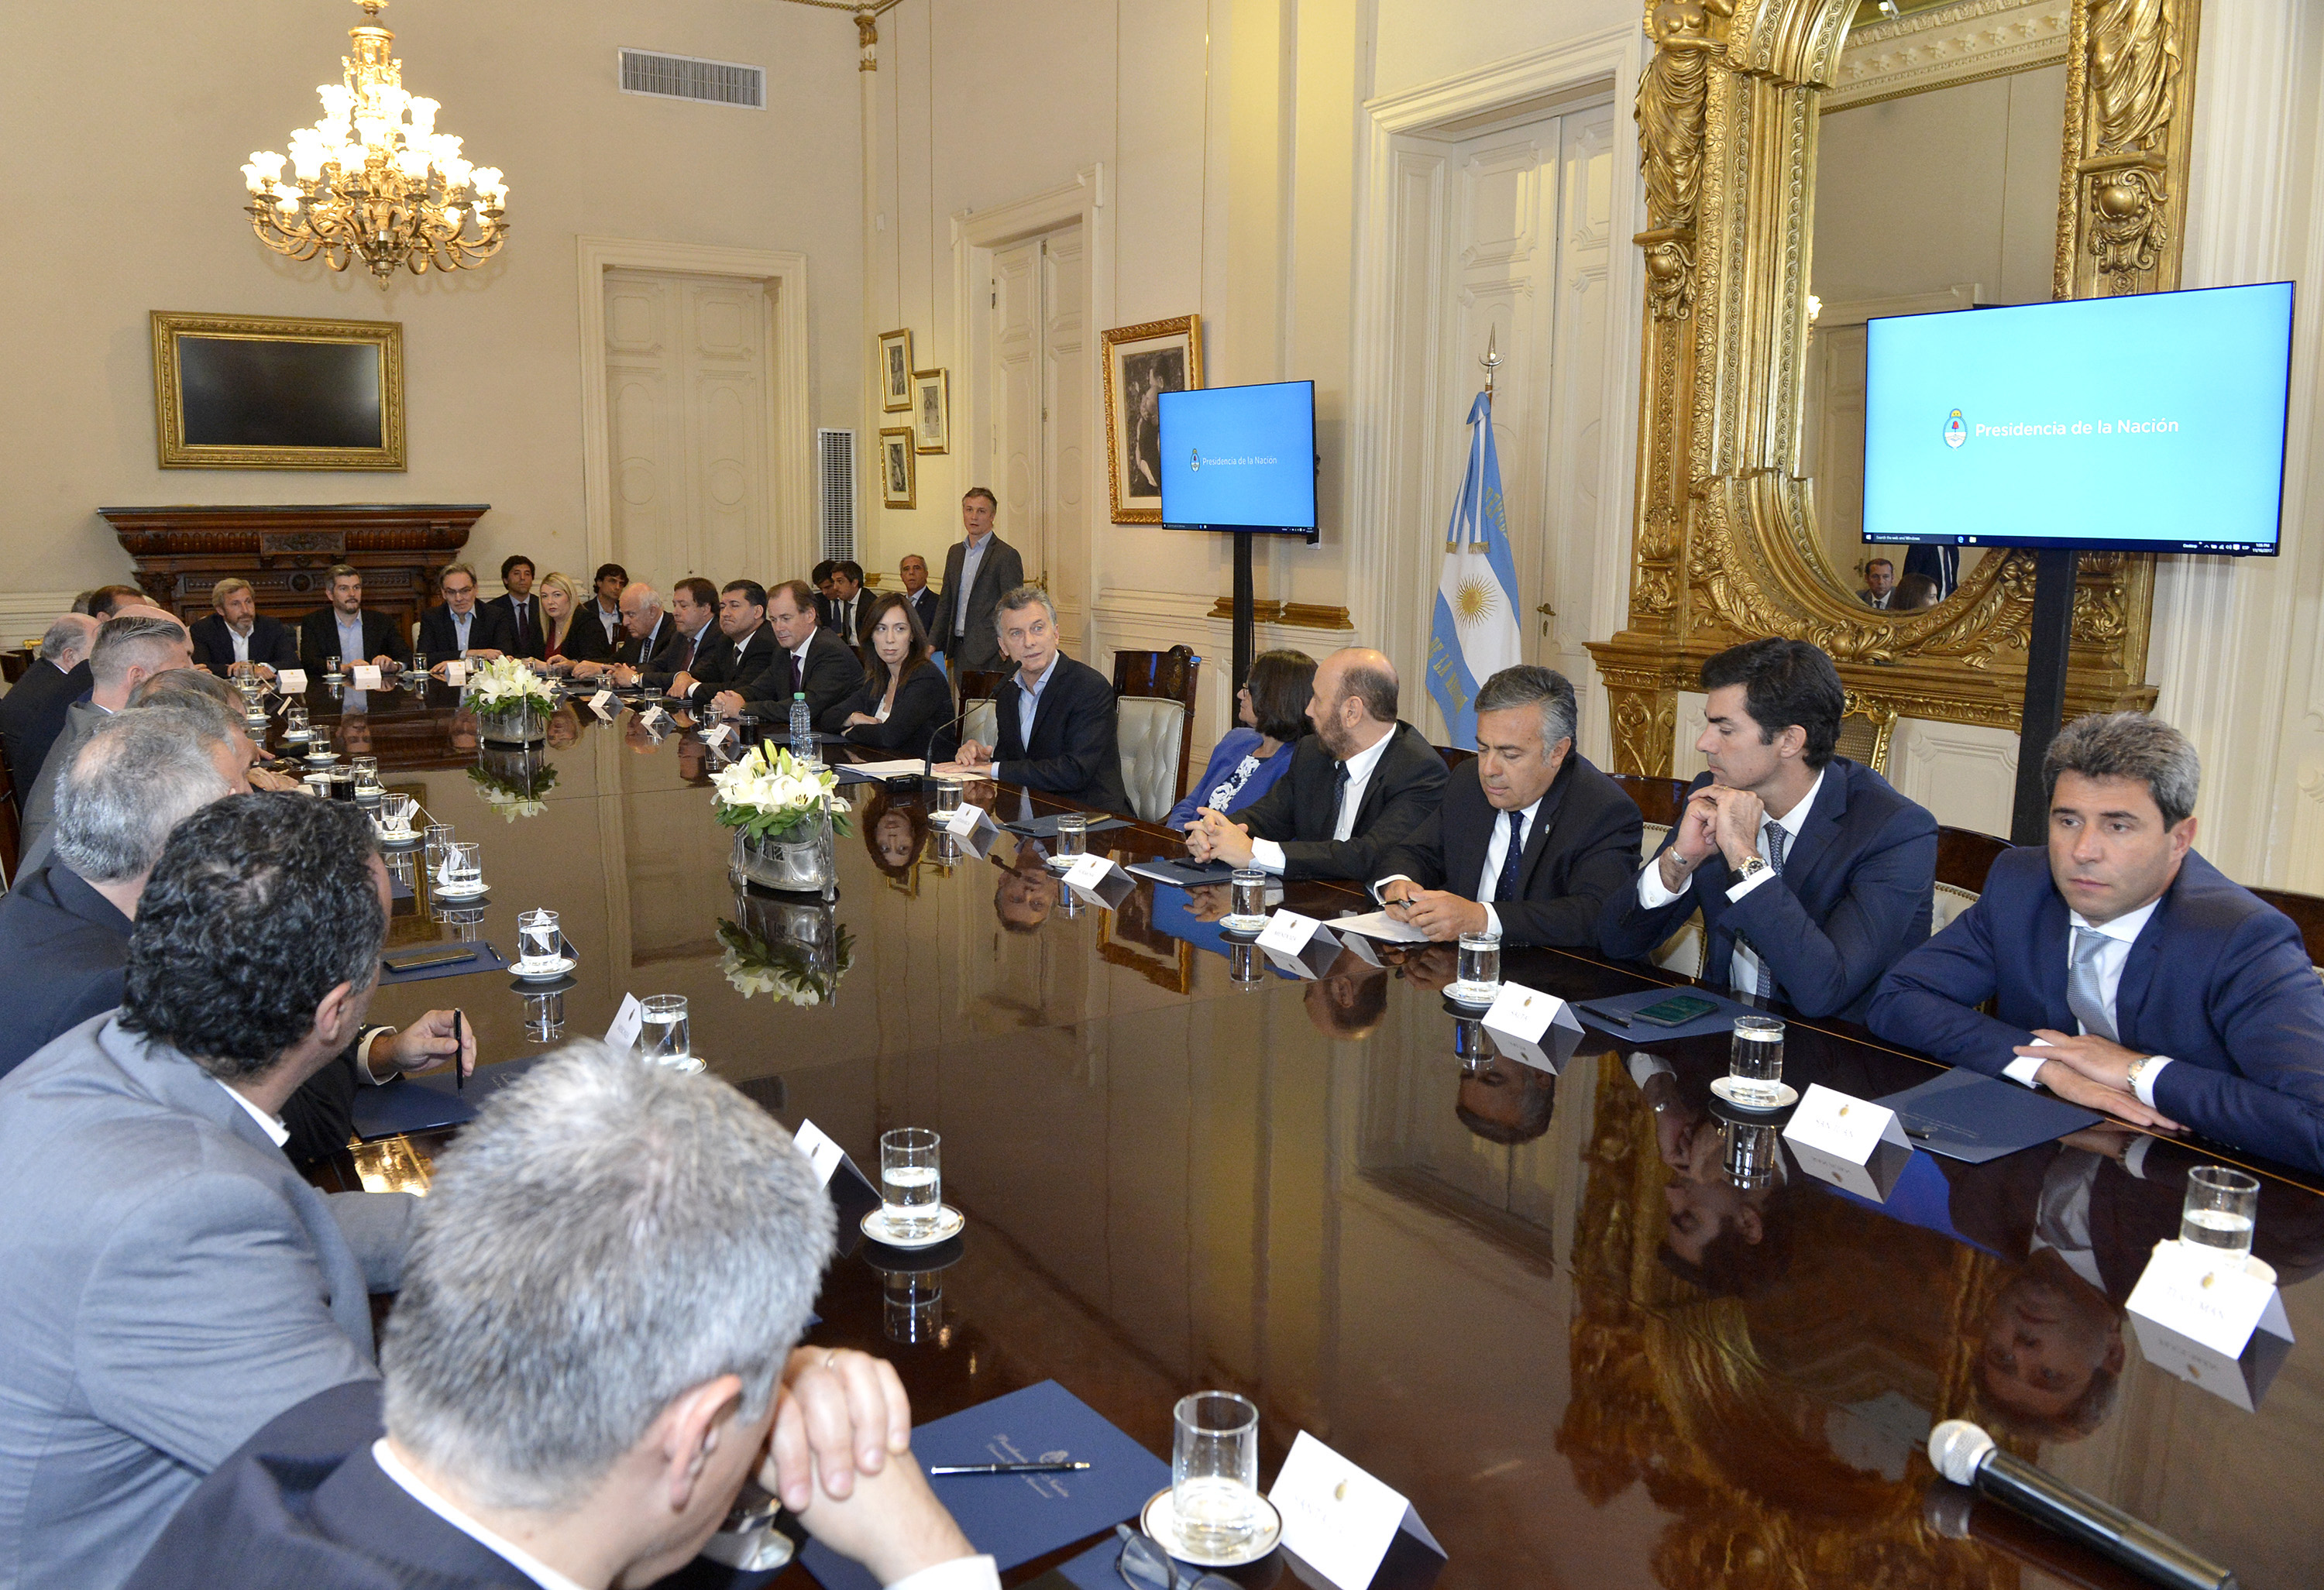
[911,369,950,454]
[878,427,917,509]
[1101,315,1202,524]
[878,328,914,413]
[151,311,405,469]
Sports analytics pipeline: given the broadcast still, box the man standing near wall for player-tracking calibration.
[930,489,1023,674]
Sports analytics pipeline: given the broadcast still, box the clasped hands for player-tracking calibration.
[2013,1029,2185,1132]
[1657,784,1770,890]
[1181,806,1254,867]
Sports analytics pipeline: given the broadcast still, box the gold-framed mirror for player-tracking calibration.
[1588,0,2199,778]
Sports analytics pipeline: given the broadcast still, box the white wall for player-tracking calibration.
[0,0,861,636]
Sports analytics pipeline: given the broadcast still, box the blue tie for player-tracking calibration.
[1495,808,1526,903]
[1751,823,1789,998]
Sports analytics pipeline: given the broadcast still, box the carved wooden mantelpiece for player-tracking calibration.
[1585,0,2194,775]
[101,503,489,645]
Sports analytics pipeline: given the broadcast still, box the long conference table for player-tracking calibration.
[297,676,2324,1590]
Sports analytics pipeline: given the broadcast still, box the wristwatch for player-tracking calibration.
[1733,853,1769,885]
[2125,1052,2153,1097]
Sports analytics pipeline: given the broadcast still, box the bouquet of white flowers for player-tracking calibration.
[460,656,556,710]
[711,744,853,842]
[717,916,854,1005]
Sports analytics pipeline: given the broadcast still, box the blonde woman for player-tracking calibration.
[535,572,582,671]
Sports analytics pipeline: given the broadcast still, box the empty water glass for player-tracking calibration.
[640,994,690,1064]
[1172,1392,1259,1555]
[1226,868,1269,932]
[2182,1165,2260,1261]
[517,908,562,971]
[879,1127,942,1237]
[1729,1016,1786,1106]
[442,840,483,895]
[1450,929,1503,1005]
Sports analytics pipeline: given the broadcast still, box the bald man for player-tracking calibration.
[1184,647,1446,881]
[2,614,99,792]
[572,582,673,685]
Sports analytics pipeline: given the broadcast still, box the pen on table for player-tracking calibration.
[452,1008,464,1091]
[927,1461,1092,1476]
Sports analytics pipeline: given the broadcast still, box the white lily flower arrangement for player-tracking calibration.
[711,744,853,841]
[460,656,556,711]
[717,917,854,1005]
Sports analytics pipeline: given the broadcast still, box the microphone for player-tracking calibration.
[1927,1421,2236,1590]
[922,696,977,779]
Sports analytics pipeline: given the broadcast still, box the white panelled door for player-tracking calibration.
[986,223,1088,650]
[603,269,772,589]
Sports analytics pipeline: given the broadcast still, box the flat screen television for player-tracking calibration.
[1862,281,2294,555]
[1158,380,1318,538]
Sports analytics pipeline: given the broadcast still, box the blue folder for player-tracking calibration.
[349,1053,548,1142]
[801,1380,1168,1590]
[1872,1066,2102,1163]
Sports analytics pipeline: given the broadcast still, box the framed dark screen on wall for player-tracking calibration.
[151,311,405,469]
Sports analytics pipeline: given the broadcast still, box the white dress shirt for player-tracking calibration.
[229,622,253,665]
[215,1079,289,1147]
[449,608,475,654]
[1372,792,1544,937]
[1636,767,1825,998]
[998,654,1061,783]
[2001,896,2176,1104]
[595,602,621,644]
[335,613,367,664]
[1251,727,1396,876]
[373,1439,999,1590]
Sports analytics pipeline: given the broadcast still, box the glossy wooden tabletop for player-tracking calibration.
[311,682,2324,1590]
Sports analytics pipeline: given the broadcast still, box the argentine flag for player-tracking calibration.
[1426,390,1524,749]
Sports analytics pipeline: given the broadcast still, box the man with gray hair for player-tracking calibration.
[0,611,98,792]
[416,561,512,665]
[1872,711,2324,1171]
[16,613,195,865]
[190,576,300,679]
[932,582,1128,813]
[0,795,473,1590]
[127,1044,996,1590]
[1371,664,1642,946]
[572,579,674,685]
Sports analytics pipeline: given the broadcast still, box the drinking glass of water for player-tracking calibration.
[411,651,429,678]
[1729,1015,1786,1106]
[2182,1165,2260,1262]
[517,908,562,971]
[640,994,690,1065]
[350,756,382,800]
[1225,868,1268,932]
[307,726,332,760]
[933,778,964,817]
[1048,812,1088,871]
[1171,1391,1259,1555]
[1227,943,1263,986]
[878,1127,943,1238]
[1450,929,1503,1005]
[442,840,483,895]
[325,654,342,678]
[376,793,418,836]
[423,822,455,871]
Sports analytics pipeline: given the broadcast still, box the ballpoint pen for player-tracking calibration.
[453,1008,465,1091]
[927,1461,1092,1476]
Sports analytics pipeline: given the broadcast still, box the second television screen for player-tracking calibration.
[1158,380,1317,532]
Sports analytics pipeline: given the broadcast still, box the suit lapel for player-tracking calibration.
[1514,761,1575,892]
[1773,763,1848,891]
[2115,883,2172,1042]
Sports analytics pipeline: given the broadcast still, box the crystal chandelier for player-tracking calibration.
[240,0,508,284]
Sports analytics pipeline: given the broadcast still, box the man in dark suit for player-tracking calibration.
[1597,637,1937,1019]
[0,613,96,795]
[123,1044,995,1590]
[0,795,470,1590]
[1371,665,1642,948]
[1871,712,2324,1171]
[1904,542,1960,601]
[817,559,877,650]
[739,579,867,726]
[188,578,299,679]
[634,576,720,691]
[671,580,779,711]
[298,564,411,675]
[1183,647,1447,882]
[1855,558,1896,610]
[930,487,1025,671]
[932,584,1127,812]
[899,551,940,637]
[571,582,672,682]
[480,554,546,661]
[19,614,195,870]
[560,562,631,668]
[413,562,512,666]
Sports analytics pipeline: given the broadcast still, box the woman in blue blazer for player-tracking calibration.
[820,592,953,755]
[1167,647,1316,831]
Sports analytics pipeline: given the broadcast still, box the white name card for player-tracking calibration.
[351,664,383,690]
[640,702,669,729]
[586,689,616,721]
[943,802,987,838]
[1781,1083,1913,1201]
[704,722,735,750]
[444,660,469,687]
[605,993,644,1056]
[792,1118,847,1186]
[1257,909,1342,980]
[277,668,308,695]
[1269,1430,1443,1590]
[1480,983,1584,1073]
[2126,1238,2294,1413]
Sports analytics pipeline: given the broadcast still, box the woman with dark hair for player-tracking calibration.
[858,785,931,882]
[1165,647,1315,831]
[819,591,951,753]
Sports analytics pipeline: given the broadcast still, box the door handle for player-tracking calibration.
[1535,603,1557,616]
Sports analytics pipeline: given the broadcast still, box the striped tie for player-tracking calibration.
[1751,823,1789,1000]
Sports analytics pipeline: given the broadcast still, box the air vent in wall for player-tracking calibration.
[618,49,765,110]
[818,429,858,562]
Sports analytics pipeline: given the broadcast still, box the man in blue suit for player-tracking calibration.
[1597,638,1937,1019]
[1870,713,2324,1170]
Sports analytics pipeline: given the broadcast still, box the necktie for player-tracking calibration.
[1494,808,1526,903]
[514,599,531,647]
[2067,927,2119,1042]
[1752,822,1790,999]
[1330,761,1351,838]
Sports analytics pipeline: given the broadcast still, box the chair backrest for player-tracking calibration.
[1652,913,1705,978]
[1639,822,1669,861]
[1112,647,1202,805]
[2250,884,2324,977]
[1435,745,1477,774]
[1611,772,1690,828]
[1116,699,1191,823]
[961,699,997,750]
[954,668,1004,709]
[1930,824,2010,937]
[1835,695,1898,774]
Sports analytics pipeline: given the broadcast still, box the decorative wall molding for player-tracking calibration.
[1202,598,1353,630]
[1826,0,2071,113]
[0,590,83,651]
[575,237,813,595]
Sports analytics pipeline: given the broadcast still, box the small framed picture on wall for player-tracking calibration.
[878,427,917,508]
[911,369,950,454]
[878,328,914,412]
[1101,315,1202,524]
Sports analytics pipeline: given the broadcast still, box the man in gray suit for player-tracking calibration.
[15,612,192,868]
[930,486,1026,673]
[0,794,471,1590]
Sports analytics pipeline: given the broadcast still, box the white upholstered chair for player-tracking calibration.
[961,699,997,751]
[1115,698,1191,823]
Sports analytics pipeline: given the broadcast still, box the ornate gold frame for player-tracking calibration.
[1099,314,1204,524]
[151,311,405,470]
[1586,0,2200,776]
